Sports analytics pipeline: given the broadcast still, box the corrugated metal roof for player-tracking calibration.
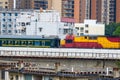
[0,35,58,39]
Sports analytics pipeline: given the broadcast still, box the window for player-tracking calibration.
[34,41,40,46]
[80,33,84,36]
[42,41,45,46]
[21,22,25,26]
[85,24,88,27]
[5,2,8,4]
[5,6,8,9]
[3,19,5,21]
[8,19,11,21]
[26,22,30,25]
[77,33,79,36]
[80,27,84,30]
[15,30,17,33]
[63,29,68,34]
[39,28,42,32]
[85,36,88,39]
[3,13,5,16]
[85,30,88,33]
[75,27,79,30]
[8,13,11,16]
[2,41,6,44]
[3,24,6,27]
[22,41,26,45]
[28,41,33,45]
[89,36,97,40]
[9,24,11,27]
[66,39,73,43]
[8,30,11,33]
[2,30,5,33]
[80,27,84,32]
[15,13,18,16]
[15,41,19,45]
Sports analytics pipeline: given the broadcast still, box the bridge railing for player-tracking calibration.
[0,47,120,59]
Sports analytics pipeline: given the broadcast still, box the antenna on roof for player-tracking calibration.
[40,7,43,12]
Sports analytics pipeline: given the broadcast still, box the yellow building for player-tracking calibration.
[0,0,9,9]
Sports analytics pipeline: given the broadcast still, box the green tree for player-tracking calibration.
[113,26,120,36]
[115,61,120,68]
[105,23,120,36]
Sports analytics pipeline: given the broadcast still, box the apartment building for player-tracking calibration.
[74,0,91,23]
[8,0,48,9]
[116,0,120,23]
[2,0,120,24]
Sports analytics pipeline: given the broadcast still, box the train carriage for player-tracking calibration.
[0,35,60,48]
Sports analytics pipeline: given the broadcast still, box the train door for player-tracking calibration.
[0,40,2,46]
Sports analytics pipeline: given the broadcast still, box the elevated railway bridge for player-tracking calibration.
[0,47,120,80]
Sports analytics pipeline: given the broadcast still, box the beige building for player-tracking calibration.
[48,0,62,16]
[75,20,105,36]
[0,0,9,9]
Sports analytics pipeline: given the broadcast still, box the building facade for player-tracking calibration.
[1,0,120,24]
[0,10,20,35]
[75,20,105,36]
[0,9,75,39]
[8,0,48,9]
[74,0,117,24]
[0,0,9,9]
[61,17,76,37]
[116,0,120,23]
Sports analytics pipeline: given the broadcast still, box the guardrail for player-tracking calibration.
[0,47,120,59]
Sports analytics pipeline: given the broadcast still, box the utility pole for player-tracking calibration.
[35,19,37,35]
[13,0,16,9]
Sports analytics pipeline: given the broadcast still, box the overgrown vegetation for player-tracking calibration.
[105,23,120,36]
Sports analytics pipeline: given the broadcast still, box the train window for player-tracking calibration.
[45,41,50,46]
[66,39,73,43]
[85,36,87,39]
[2,41,5,44]
[13,41,15,45]
[6,40,8,44]
[15,41,19,45]
[28,41,33,45]
[51,40,54,46]
[34,41,40,46]
[42,41,45,46]
[8,41,12,44]
[89,36,97,40]
[22,41,26,45]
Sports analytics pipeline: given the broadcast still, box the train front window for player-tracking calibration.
[66,39,73,43]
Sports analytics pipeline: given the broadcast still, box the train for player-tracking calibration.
[0,34,120,49]
[61,34,120,49]
[0,35,60,48]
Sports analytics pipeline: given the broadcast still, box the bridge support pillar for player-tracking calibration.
[42,76,53,80]
[53,77,60,80]
[5,70,9,80]
[0,70,2,80]
[18,74,24,80]
[55,62,61,72]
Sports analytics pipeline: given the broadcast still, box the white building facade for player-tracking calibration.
[0,9,71,39]
[16,10,65,39]
[0,10,20,35]
[75,20,105,36]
